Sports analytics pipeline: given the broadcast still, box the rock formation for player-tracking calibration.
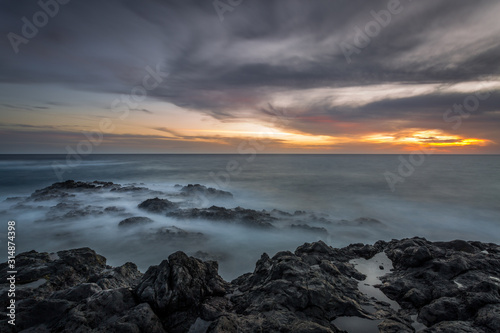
[1,238,499,332]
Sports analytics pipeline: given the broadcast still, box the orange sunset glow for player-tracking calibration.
[1,1,499,154]
[148,126,493,152]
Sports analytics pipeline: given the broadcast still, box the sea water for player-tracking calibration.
[0,154,498,279]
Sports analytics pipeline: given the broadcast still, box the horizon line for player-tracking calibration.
[1,153,499,156]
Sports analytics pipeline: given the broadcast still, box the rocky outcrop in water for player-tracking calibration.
[151,226,207,242]
[167,206,276,228]
[28,180,163,202]
[2,180,384,234]
[118,216,154,227]
[29,180,116,201]
[1,238,499,332]
[179,184,233,200]
[138,198,179,213]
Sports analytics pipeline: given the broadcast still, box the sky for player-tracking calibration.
[1,0,499,154]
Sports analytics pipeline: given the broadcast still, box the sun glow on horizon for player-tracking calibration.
[179,127,348,147]
[363,129,491,150]
[155,122,494,152]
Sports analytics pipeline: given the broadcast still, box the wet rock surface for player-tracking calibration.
[29,180,116,201]
[138,198,178,213]
[43,202,105,222]
[379,237,500,332]
[179,184,233,200]
[118,216,154,227]
[1,238,498,332]
[149,226,207,242]
[167,206,277,228]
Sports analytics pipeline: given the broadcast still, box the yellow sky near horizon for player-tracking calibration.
[0,80,497,154]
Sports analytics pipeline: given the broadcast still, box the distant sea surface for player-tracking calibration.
[1,154,499,278]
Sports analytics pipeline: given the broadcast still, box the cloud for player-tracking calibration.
[131,108,154,114]
[0,0,499,152]
[0,122,56,129]
[0,127,294,154]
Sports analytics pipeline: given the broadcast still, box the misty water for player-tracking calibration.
[0,154,499,280]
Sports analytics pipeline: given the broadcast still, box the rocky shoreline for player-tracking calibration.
[1,238,499,332]
[1,181,499,332]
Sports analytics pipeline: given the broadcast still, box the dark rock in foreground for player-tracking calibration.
[1,238,499,332]
[379,238,500,331]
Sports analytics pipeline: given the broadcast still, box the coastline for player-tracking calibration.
[1,180,499,331]
[1,237,499,332]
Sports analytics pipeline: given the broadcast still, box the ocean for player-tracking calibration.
[1,154,499,279]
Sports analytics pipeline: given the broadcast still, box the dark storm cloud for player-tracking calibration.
[1,0,499,148]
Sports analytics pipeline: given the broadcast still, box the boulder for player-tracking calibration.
[118,216,154,227]
[138,198,178,213]
[167,206,276,228]
[179,184,233,200]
